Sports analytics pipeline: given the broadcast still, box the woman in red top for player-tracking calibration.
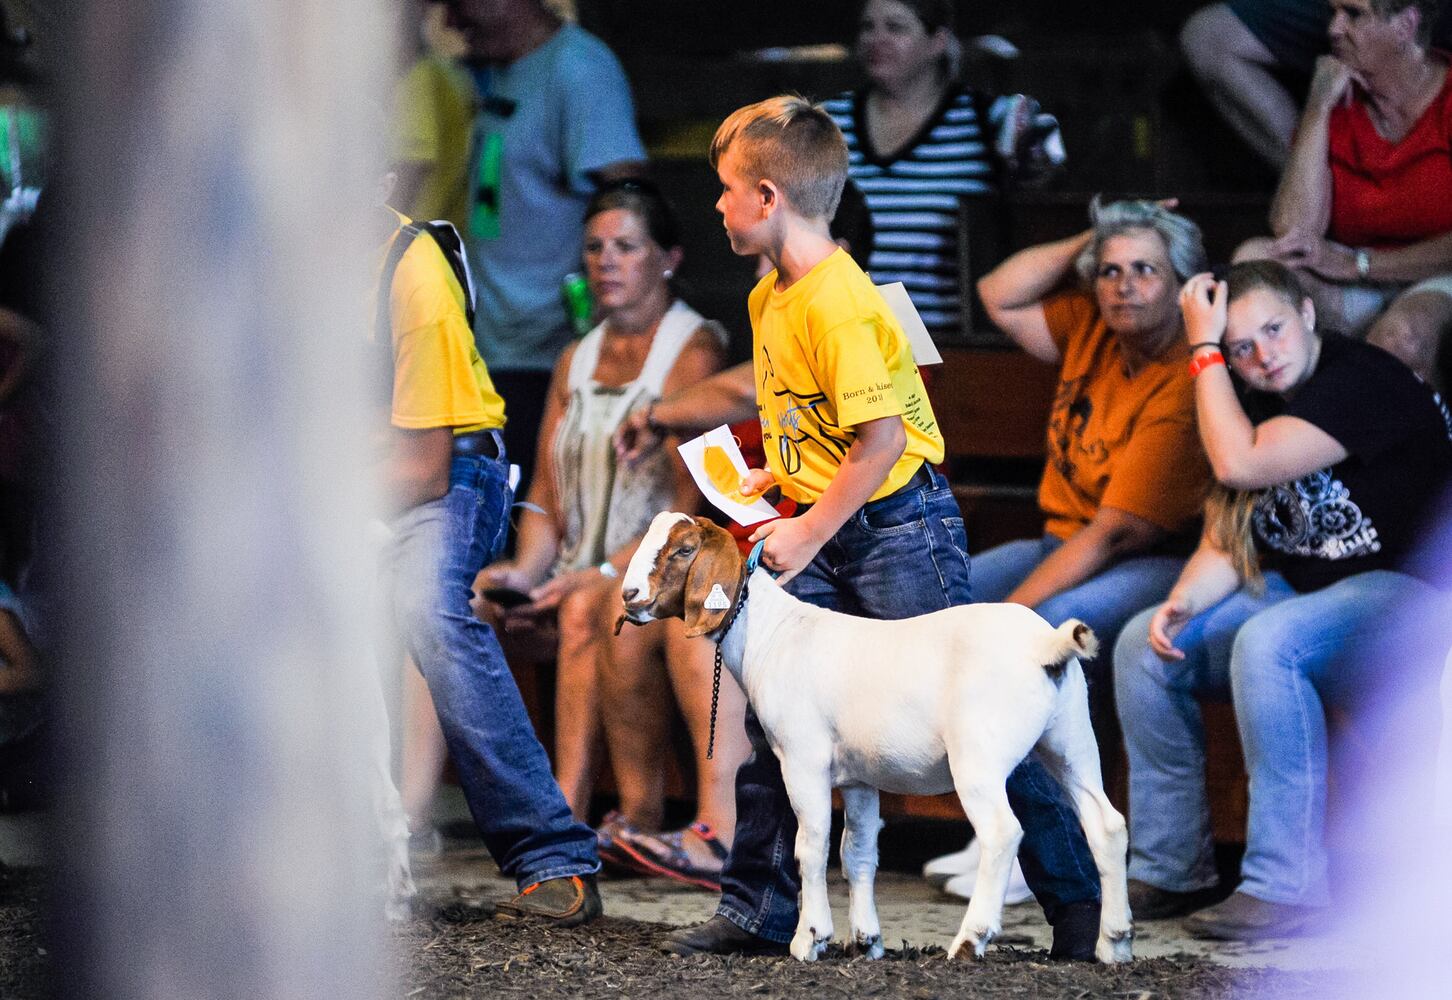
[1236,0,1452,386]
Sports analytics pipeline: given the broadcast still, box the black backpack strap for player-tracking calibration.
[375,218,479,405]
[376,219,426,347]
[418,220,477,330]
[376,219,425,401]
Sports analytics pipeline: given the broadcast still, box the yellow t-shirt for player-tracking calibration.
[381,213,505,434]
[392,56,475,230]
[751,248,943,504]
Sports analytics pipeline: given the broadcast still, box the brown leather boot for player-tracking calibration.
[493,874,602,928]
[1183,890,1318,941]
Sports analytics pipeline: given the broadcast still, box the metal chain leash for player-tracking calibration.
[706,574,749,760]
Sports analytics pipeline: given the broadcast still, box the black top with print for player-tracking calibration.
[1241,334,1452,593]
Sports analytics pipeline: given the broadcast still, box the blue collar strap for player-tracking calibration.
[746,539,767,575]
[746,539,782,579]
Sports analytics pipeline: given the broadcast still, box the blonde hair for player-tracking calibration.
[1204,485,1264,594]
[709,95,849,221]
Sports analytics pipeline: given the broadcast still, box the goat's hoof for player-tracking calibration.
[1096,929,1134,964]
[947,928,995,960]
[384,894,414,923]
[789,929,830,962]
[385,867,417,922]
[847,933,884,960]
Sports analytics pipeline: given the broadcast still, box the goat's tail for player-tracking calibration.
[1041,619,1098,682]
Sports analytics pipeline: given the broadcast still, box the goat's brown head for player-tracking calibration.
[618,512,744,638]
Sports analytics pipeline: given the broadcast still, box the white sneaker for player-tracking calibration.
[922,839,980,887]
[942,856,1035,905]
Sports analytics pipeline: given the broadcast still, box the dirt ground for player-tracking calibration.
[0,866,46,1000]
[1,863,1341,1000]
[393,884,1332,1000]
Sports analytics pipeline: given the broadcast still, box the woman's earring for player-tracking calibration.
[663,269,674,279]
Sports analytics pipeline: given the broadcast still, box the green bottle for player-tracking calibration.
[562,272,592,336]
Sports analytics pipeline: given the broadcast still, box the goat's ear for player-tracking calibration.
[682,518,741,638]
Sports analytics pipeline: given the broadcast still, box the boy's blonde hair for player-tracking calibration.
[709,95,849,221]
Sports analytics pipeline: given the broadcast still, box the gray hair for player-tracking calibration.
[1073,196,1207,285]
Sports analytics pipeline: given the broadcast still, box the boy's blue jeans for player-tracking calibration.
[716,468,1100,942]
[381,450,598,888]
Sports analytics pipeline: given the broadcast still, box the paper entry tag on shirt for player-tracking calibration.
[876,281,942,366]
[678,425,780,527]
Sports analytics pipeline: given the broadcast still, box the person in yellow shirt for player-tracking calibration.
[615,95,1103,961]
[390,0,475,229]
[374,198,600,925]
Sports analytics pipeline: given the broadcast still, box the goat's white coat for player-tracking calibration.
[623,512,1133,963]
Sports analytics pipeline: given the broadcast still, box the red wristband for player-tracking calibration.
[1189,351,1225,377]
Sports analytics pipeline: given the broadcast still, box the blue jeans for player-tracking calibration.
[971,536,1186,679]
[716,468,1100,942]
[381,449,598,888]
[1114,570,1451,906]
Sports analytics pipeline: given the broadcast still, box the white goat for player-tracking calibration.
[619,512,1132,964]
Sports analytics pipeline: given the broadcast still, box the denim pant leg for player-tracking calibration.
[1035,554,1187,688]
[1113,575,1295,892]
[385,454,597,888]
[967,537,1054,603]
[1229,570,1451,906]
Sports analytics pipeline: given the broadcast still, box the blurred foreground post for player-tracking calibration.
[50,2,393,996]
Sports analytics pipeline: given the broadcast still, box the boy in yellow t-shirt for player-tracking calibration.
[374,203,601,925]
[616,97,1104,960]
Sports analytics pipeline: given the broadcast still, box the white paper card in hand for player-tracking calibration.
[677,424,780,526]
[876,281,942,365]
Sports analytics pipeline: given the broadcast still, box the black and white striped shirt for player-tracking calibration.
[824,87,997,340]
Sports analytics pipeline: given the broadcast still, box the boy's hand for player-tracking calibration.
[738,468,776,497]
[748,514,825,584]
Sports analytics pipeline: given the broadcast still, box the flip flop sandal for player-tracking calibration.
[594,810,639,869]
[613,821,729,892]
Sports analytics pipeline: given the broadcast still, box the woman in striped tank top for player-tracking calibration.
[822,0,1064,341]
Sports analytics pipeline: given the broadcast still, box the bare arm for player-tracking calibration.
[1180,274,1348,489]
[1357,230,1452,283]
[1269,57,1353,238]
[976,229,1094,363]
[748,415,906,582]
[615,361,757,463]
[1006,506,1167,608]
[1147,534,1244,660]
[383,426,453,515]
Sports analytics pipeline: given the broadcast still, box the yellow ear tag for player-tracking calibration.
[704,444,751,505]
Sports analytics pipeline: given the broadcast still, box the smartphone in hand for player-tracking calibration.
[479,586,532,609]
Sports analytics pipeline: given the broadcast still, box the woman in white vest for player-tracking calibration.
[473,180,750,890]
